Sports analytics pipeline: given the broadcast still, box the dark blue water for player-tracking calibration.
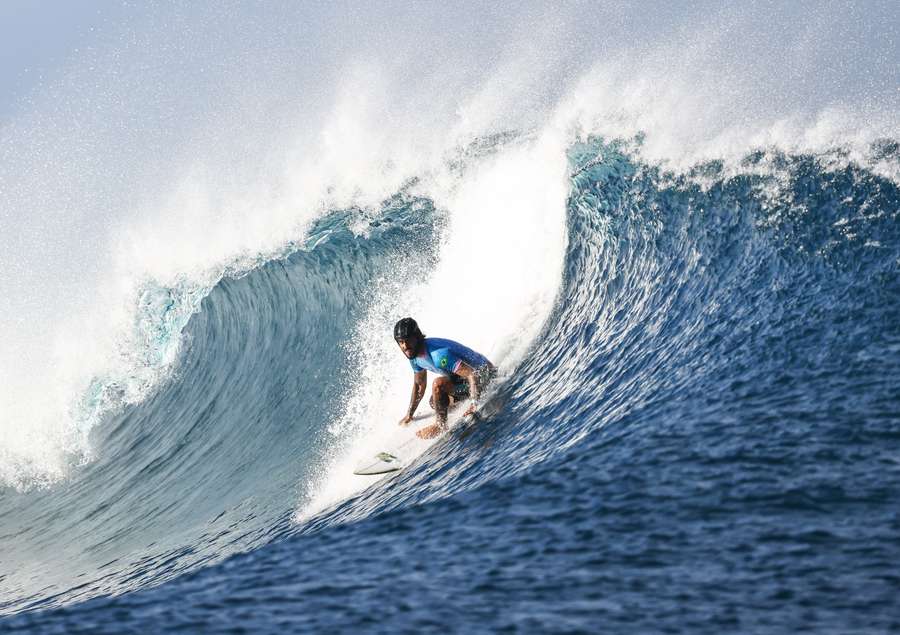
[2,138,899,633]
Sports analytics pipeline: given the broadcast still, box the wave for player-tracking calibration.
[1,2,898,627]
[2,132,897,618]
[3,1,897,492]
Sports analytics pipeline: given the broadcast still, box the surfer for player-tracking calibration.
[394,317,496,439]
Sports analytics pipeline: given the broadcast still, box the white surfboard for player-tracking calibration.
[352,412,478,476]
[353,451,405,475]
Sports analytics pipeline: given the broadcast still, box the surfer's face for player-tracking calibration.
[396,336,419,359]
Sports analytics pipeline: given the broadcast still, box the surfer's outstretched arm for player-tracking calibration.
[399,369,427,425]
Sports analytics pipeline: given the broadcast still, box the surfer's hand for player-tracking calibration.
[398,414,413,426]
[463,403,477,418]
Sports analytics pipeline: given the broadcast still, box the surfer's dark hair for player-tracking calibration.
[394,317,424,341]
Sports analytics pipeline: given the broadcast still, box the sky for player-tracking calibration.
[2,1,897,119]
[0,1,137,119]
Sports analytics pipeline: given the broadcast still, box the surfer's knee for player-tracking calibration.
[431,376,451,409]
[432,376,451,394]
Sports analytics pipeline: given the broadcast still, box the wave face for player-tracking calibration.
[3,135,899,631]
[0,197,441,611]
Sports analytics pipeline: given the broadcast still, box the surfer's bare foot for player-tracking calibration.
[398,414,413,426]
[416,423,444,439]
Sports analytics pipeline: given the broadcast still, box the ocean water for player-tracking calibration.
[2,2,898,633]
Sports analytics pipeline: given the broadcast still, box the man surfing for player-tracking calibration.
[394,317,496,439]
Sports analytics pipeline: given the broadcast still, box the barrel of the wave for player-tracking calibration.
[354,318,499,475]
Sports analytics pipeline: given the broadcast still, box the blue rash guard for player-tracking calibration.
[409,337,492,376]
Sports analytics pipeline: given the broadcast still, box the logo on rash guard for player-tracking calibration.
[440,356,448,368]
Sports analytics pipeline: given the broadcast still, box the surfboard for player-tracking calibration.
[353,451,404,475]
[352,412,479,476]
[352,428,423,476]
